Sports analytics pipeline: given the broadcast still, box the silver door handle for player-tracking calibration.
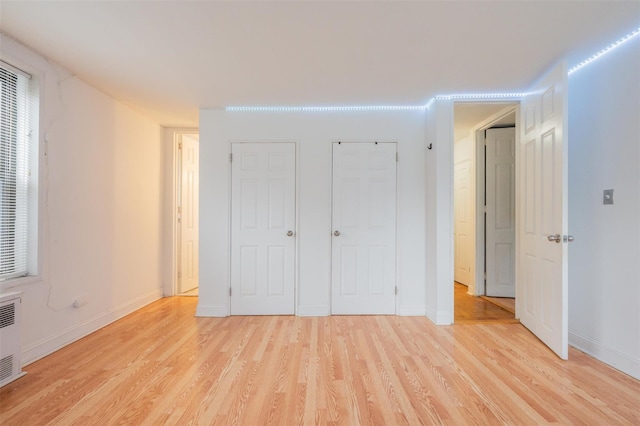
[563,235,574,243]
[547,234,561,243]
[287,230,294,237]
[334,230,340,237]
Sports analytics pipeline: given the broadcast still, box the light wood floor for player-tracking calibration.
[480,295,515,314]
[1,297,638,425]
[177,287,199,297]
[454,283,517,324]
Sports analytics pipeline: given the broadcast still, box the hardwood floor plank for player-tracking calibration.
[1,297,639,425]
[454,282,517,324]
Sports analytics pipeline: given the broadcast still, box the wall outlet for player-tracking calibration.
[603,189,614,205]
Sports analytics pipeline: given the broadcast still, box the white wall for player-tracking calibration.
[198,110,427,316]
[567,36,640,379]
[425,99,454,324]
[1,34,165,364]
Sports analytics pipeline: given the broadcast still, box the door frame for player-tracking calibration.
[469,106,518,297]
[164,128,199,297]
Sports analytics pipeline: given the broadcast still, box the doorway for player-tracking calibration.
[177,133,199,296]
[453,103,517,322]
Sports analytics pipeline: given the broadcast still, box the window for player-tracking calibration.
[0,61,38,282]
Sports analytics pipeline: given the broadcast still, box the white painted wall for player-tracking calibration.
[567,36,640,379]
[0,35,165,364]
[198,110,427,317]
[425,99,454,324]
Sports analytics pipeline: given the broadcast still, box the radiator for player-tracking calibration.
[0,292,26,387]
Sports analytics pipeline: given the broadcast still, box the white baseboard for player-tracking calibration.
[569,329,639,380]
[398,305,426,316]
[22,289,163,366]
[435,309,452,325]
[195,304,229,317]
[297,305,330,316]
[0,371,27,388]
[426,307,452,325]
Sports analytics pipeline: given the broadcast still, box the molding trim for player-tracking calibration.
[296,305,330,317]
[0,371,27,388]
[426,308,453,325]
[425,305,437,323]
[195,304,229,317]
[22,289,163,366]
[569,329,639,380]
[435,309,453,325]
[397,305,426,316]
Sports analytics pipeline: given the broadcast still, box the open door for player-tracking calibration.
[485,127,516,297]
[454,160,473,286]
[517,61,568,359]
[178,134,199,294]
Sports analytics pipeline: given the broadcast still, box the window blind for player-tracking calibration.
[0,64,32,280]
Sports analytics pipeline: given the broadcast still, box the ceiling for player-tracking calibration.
[0,1,638,128]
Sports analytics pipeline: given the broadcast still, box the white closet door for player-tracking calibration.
[231,143,296,315]
[331,142,397,314]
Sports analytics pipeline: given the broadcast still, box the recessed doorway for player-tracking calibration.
[170,130,200,297]
[453,103,517,323]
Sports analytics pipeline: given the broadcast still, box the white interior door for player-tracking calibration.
[179,134,199,294]
[231,142,296,315]
[331,142,397,314]
[454,160,473,286]
[485,127,515,297]
[518,61,568,359]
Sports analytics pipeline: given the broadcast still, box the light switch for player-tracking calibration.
[603,189,614,205]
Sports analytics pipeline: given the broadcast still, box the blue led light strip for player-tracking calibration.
[435,93,527,101]
[225,105,427,112]
[568,27,640,75]
[224,95,525,112]
[225,28,639,112]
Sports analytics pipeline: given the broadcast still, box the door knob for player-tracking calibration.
[287,230,294,237]
[563,235,574,243]
[334,230,340,237]
[547,234,561,243]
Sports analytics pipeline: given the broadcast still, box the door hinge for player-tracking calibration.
[177,271,182,279]
[229,287,232,296]
[396,152,399,162]
[395,286,398,295]
[484,272,487,280]
[229,153,233,163]
[178,142,182,150]
[483,205,487,213]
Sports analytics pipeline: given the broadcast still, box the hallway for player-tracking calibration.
[454,282,517,324]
